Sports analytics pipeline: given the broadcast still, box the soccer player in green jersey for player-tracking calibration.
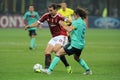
[42,8,92,75]
[23,5,40,50]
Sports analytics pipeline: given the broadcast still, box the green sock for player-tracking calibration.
[79,59,90,71]
[30,38,35,48]
[48,56,60,71]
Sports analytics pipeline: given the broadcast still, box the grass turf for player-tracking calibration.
[0,28,120,80]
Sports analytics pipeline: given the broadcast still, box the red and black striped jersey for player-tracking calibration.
[38,13,67,37]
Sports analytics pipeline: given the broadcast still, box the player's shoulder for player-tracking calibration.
[67,8,73,11]
[23,11,30,16]
[24,11,30,14]
[74,18,82,23]
[73,18,83,26]
[66,8,74,13]
[34,11,39,14]
[58,9,62,12]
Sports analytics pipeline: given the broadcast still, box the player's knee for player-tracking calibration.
[44,50,51,54]
[53,48,59,53]
[74,56,80,62]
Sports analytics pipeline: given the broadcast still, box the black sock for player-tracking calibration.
[60,55,69,67]
[68,36,71,42]
[45,54,51,69]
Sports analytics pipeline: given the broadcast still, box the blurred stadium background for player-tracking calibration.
[0,0,120,28]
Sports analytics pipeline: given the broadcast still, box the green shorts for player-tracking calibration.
[28,30,37,37]
[64,43,83,57]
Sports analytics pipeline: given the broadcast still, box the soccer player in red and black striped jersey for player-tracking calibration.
[25,4,72,73]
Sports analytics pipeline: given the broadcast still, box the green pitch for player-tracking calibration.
[0,28,120,80]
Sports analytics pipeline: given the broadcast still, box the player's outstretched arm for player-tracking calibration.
[24,22,39,30]
[38,25,42,30]
[59,20,74,32]
[65,18,72,23]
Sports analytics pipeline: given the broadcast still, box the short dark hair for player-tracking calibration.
[48,3,60,10]
[29,4,34,7]
[74,8,88,19]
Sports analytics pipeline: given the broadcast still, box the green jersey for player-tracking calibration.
[23,11,40,30]
[70,18,86,49]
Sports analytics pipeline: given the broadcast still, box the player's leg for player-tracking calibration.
[73,50,92,75]
[60,55,72,73]
[44,44,54,69]
[42,43,72,74]
[29,30,36,50]
[30,35,35,49]
[45,48,66,74]
[53,44,72,73]
[67,32,71,42]
[53,36,72,73]
[53,44,69,67]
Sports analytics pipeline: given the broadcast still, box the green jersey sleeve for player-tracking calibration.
[36,12,40,20]
[23,12,28,20]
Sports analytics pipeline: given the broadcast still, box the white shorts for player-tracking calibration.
[48,35,68,47]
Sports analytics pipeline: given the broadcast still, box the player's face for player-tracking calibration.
[73,13,78,20]
[29,6,34,12]
[48,7,57,16]
[61,3,67,11]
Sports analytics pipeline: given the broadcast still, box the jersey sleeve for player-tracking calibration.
[60,16,64,21]
[23,12,27,20]
[36,12,40,20]
[38,13,48,23]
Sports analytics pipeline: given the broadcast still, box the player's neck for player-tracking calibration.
[62,8,66,11]
[51,13,57,17]
[30,11,34,13]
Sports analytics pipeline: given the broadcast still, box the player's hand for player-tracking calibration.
[38,25,42,30]
[59,20,65,26]
[24,25,29,30]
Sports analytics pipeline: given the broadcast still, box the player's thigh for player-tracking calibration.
[56,48,66,56]
[64,43,82,56]
[45,44,54,54]
[29,30,37,37]
[56,35,68,46]
[74,49,82,58]
[53,35,67,52]
[53,44,62,52]
[48,38,56,46]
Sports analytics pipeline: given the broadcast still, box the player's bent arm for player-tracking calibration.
[22,19,26,27]
[25,21,39,30]
[64,18,72,24]
[63,25,75,32]
[59,20,74,32]
[38,25,42,30]
[29,22,39,28]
